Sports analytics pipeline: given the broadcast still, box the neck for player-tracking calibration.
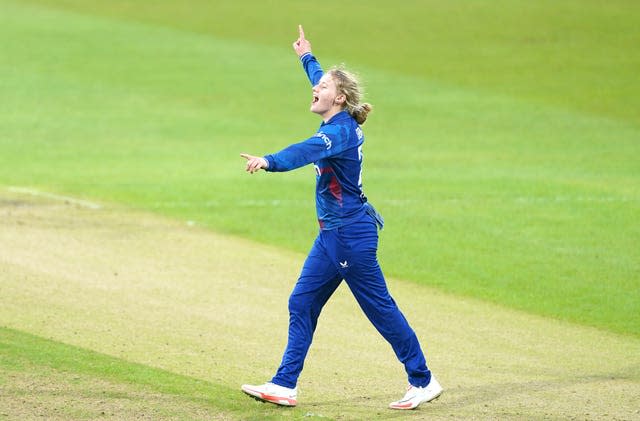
[320,106,344,123]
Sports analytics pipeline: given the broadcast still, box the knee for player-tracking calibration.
[288,292,310,316]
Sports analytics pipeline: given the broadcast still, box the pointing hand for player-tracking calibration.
[240,153,269,174]
[293,24,312,57]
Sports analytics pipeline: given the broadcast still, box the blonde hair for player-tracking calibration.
[328,66,373,124]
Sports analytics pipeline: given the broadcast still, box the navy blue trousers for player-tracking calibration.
[271,212,431,389]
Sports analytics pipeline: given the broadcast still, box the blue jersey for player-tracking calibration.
[263,53,369,230]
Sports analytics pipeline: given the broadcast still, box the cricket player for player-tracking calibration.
[240,25,442,410]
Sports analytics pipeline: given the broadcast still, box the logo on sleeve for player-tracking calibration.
[355,126,363,140]
[316,132,332,150]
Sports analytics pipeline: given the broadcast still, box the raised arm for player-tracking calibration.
[293,25,323,86]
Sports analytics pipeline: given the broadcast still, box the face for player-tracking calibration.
[310,73,345,119]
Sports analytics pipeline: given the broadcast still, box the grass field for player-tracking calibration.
[2,194,639,419]
[1,0,639,419]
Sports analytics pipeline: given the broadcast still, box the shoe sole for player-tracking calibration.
[241,386,297,407]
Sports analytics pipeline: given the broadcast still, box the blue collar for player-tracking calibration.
[321,110,350,126]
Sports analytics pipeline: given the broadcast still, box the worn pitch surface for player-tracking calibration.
[1,191,639,420]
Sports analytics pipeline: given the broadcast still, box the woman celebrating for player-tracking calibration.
[240,25,442,411]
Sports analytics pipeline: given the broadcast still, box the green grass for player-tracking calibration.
[15,0,640,124]
[0,327,306,420]
[0,0,638,338]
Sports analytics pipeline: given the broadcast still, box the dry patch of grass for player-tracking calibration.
[1,189,639,420]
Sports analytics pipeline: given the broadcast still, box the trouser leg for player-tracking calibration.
[330,221,432,387]
[345,261,431,387]
[271,235,342,389]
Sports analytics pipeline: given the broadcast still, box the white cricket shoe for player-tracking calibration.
[241,382,298,407]
[389,376,443,410]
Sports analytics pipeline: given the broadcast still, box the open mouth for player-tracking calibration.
[312,95,319,104]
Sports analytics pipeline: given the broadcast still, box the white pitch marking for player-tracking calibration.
[7,186,102,209]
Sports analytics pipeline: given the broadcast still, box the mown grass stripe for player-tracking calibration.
[0,327,228,403]
[0,327,316,420]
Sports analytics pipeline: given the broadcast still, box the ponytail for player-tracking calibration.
[352,103,373,124]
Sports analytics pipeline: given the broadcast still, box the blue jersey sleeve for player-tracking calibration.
[264,125,347,172]
[300,52,323,86]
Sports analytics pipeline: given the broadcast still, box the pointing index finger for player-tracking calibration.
[298,24,305,40]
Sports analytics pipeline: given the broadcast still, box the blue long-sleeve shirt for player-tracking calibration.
[264,53,370,230]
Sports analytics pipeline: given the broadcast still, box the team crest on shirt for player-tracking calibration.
[316,132,332,150]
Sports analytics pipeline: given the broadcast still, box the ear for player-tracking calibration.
[335,94,346,105]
